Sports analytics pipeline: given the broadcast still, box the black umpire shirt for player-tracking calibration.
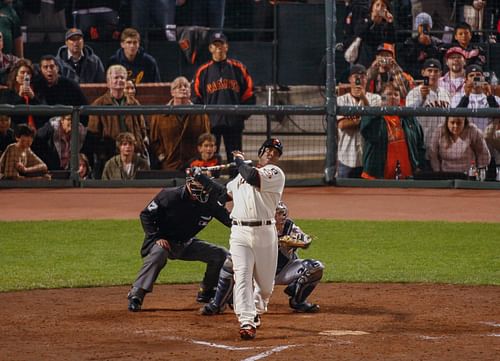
[139,185,231,257]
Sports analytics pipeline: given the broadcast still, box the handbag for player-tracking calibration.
[344,37,362,64]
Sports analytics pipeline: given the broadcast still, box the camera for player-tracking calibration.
[422,25,430,35]
[473,76,483,87]
[423,76,429,86]
[379,57,390,66]
[355,77,361,86]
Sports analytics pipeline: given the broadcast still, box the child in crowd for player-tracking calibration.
[0,124,49,180]
[188,133,222,178]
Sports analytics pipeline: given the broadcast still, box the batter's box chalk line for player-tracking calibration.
[319,330,370,336]
[480,321,500,327]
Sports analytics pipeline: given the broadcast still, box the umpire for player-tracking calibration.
[127,172,231,311]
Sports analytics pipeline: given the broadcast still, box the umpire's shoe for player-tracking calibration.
[127,287,145,312]
[289,299,320,313]
[196,287,215,303]
[200,301,223,315]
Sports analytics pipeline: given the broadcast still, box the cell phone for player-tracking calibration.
[422,25,430,35]
[23,74,30,88]
[423,77,429,86]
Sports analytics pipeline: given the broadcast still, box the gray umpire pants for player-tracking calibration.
[132,238,228,293]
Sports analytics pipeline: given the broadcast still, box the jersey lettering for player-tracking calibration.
[261,167,278,179]
[147,200,158,212]
[199,215,212,227]
[206,78,240,94]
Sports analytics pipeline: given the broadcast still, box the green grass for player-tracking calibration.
[0,219,499,292]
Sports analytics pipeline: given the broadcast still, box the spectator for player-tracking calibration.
[438,47,467,98]
[402,12,443,79]
[192,32,255,171]
[0,123,49,180]
[366,43,414,99]
[188,0,225,30]
[21,0,67,43]
[410,0,454,31]
[452,64,500,131]
[32,55,88,110]
[87,64,148,179]
[484,118,500,173]
[0,59,41,128]
[0,0,23,57]
[107,27,161,84]
[188,132,222,178]
[71,1,121,41]
[32,114,87,171]
[130,0,177,42]
[150,76,210,171]
[457,1,500,42]
[429,116,491,173]
[0,114,14,157]
[336,64,381,178]
[450,21,486,66]
[0,30,19,84]
[101,132,150,180]
[346,0,395,67]
[78,152,92,179]
[406,58,451,165]
[55,28,106,83]
[361,82,426,179]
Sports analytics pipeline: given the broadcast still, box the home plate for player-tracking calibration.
[319,330,370,336]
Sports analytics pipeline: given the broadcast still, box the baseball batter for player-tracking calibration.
[127,172,231,312]
[201,201,324,319]
[227,138,285,340]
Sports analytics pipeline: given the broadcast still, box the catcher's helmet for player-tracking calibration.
[185,170,209,203]
[258,138,283,157]
[276,201,288,217]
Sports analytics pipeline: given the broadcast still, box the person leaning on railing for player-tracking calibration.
[429,116,491,174]
[360,82,426,180]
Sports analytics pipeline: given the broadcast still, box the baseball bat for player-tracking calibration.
[201,160,252,172]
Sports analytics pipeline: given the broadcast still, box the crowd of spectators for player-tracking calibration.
[0,0,499,181]
[338,0,499,180]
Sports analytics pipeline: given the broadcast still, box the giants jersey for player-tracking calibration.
[227,164,285,221]
[191,58,255,127]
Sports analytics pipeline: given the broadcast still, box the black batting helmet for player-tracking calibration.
[258,138,283,157]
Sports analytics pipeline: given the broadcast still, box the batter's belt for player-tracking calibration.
[232,219,275,227]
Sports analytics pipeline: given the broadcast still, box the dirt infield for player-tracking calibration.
[0,187,499,360]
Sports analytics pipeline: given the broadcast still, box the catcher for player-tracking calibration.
[201,201,324,319]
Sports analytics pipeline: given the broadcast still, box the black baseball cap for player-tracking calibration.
[349,64,367,76]
[465,64,483,76]
[422,58,442,71]
[209,32,227,44]
[65,28,83,41]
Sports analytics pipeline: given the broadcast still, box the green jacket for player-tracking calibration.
[360,115,426,179]
[101,154,150,180]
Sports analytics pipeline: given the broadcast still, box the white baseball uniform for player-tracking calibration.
[226,163,285,327]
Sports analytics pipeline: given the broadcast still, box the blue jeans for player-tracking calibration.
[337,162,362,178]
[190,0,226,29]
[131,0,176,36]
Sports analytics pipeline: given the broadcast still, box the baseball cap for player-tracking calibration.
[422,58,442,71]
[465,64,483,76]
[209,32,227,44]
[349,64,367,76]
[445,46,466,59]
[414,12,433,31]
[65,28,83,41]
[376,43,395,57]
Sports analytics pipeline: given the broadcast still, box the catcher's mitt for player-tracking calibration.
[278,232,312,249]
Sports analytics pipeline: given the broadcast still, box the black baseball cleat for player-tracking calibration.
[128,296,142,312]
[200,302,223,315]
[196,288,215,303]
[239,324,256,340]
[289,300,320,313]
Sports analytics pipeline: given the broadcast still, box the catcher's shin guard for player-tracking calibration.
[284,259,324,306]
[211,256,235,309]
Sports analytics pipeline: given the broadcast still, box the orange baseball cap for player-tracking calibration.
[376,43,395,57]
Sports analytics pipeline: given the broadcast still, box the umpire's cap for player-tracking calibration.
[258,138,283,157]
